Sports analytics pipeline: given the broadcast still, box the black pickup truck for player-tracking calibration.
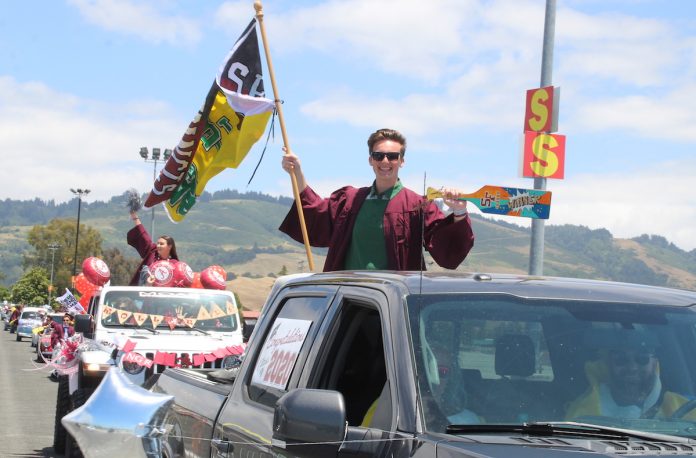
[150,271,696,457]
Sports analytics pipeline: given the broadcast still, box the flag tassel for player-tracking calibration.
[254,0,315,272]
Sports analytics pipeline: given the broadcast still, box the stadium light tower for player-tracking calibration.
[70,188,90,281]
[139,147,172,236]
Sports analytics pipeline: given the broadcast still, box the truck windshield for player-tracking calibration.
[408,294,696,438]
[100,290,239,332]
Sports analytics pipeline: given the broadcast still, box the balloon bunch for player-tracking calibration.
[141,261,228,290]
[78,256,228,292]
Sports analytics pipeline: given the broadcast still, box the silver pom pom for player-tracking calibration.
[125,189,142,213]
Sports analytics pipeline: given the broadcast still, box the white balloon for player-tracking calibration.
[62,367,174,458]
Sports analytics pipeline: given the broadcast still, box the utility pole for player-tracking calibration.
[528,0,556,276]
[48,243,60,305]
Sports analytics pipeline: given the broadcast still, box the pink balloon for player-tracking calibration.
[149,260,176,287]
[82,257,111,286]
[173,262,194,288]
[200,265,227,290]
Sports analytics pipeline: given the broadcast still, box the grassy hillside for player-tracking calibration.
[1,191,695,306]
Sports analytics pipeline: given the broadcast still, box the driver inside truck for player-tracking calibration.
[427,343,481,425]
[566,329,696,420]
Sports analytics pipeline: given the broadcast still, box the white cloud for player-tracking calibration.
[68,0,201,46]
[284,0,696,146]
[0,77,183,203]
[570,83,696,141]
[549,160,696,251]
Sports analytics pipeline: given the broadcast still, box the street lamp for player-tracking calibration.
[70,188,90,280]
[139,147,172,236]
[48,243,60,305]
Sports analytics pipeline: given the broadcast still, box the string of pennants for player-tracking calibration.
[102,301,238,330]
[120,338,245,369]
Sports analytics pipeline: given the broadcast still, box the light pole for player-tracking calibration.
[528,0,556,276]
[48,243,60,305]
[70,188,90,281]
[139,147,172,236]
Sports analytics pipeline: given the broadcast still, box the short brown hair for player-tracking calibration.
[367,128,407,155]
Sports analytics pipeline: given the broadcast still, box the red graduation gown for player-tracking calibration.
[279,185,474,271]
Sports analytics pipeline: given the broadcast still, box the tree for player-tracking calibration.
[101,247,141,286]
[0,285,10,301]
[278,265,288,276]
[25,218,103,292]
[12,267,50,305]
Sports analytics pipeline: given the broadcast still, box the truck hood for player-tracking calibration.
[98,330,243,353]
[439,435,696,456]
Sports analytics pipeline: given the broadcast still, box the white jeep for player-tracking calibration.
[53,285,244,455]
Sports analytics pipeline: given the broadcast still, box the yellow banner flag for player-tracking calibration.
[145,19,274,222]
[150,314,164,328]
[197,307,212,321]
[210,302,226,319]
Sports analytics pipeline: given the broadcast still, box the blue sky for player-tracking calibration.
[2,0,696,250]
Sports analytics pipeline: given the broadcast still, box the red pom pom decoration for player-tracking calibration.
[200,265,227,290]
[82,257,111,286]
[173,262,194,288]
[149,260,176,287]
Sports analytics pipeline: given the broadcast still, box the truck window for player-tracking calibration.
[410,294,696,432]
[247,295,330,408]
[311,301,390,428]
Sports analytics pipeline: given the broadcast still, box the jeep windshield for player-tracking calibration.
[100,290,239,332]
[409,294,696,439]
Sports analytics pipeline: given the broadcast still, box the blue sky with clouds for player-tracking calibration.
[2,0,695,250]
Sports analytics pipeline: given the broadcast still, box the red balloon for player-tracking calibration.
[82,257,111,286]
[173,262,194,288]
[149,260,176,287]
[210,265,227,281]
[191,272,203,289]
[200,265,227,290]
[74,273,97,295]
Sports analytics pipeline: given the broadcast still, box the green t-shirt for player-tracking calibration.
[344,181,403,270]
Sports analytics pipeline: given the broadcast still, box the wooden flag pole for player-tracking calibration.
[254,1,315,272]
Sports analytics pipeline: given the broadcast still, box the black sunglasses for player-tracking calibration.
[370,151,402,162]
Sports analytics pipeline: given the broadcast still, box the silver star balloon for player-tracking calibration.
[62,367,174,458]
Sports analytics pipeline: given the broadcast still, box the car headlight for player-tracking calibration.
[122,358,146,375]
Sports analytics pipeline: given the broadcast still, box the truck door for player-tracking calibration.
[298,288,408,457]
[212,287,337,458]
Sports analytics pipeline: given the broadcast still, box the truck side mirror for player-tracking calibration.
[272,388,346,457]
[74,314,94,339]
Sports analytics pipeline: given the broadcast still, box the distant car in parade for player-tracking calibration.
[15,306,44,342]
[31,313,63,348]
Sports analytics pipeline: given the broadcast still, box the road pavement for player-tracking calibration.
[0,324,60,457]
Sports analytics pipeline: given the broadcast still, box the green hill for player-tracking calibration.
[1,190,695,294]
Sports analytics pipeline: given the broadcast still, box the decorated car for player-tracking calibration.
[36,326,55,362]
[53,284,245,456]
[15,306,44,342]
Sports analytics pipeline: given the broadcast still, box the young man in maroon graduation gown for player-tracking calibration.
[279,128,474,271]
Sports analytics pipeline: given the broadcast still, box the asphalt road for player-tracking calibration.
[0,322,60,457]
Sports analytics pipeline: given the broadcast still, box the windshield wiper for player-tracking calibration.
[180,325,210,335]
[447,421,695,444]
